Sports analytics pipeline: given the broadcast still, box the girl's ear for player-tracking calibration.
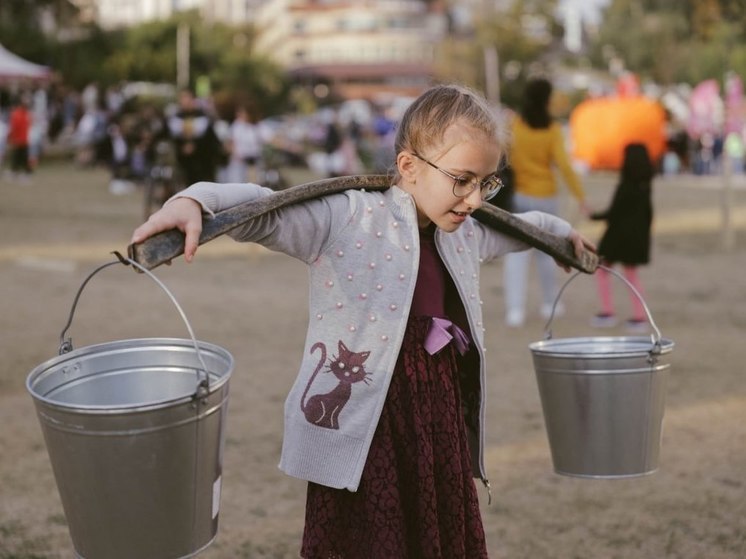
[397,151,418,185]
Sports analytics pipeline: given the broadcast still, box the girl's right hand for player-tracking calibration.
[131,197,203,263]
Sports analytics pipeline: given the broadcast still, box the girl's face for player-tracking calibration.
[397,122,501,231]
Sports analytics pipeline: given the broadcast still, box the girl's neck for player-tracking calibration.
[419,222,437,237]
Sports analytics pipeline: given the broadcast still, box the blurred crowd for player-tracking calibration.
[662,127,745,177]
[0,80,402,193]
[2,80,743,196]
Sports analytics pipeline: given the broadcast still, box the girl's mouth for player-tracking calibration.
[449,209,470,224]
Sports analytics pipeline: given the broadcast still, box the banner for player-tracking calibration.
[686,79,723,139]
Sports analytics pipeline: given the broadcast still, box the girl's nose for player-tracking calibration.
[465,186,483,209]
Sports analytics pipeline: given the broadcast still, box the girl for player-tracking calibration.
[131,84,592,558]
[502,78,589,327]
[590,143,654,331]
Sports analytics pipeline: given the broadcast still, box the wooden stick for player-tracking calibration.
[128,175,597,273]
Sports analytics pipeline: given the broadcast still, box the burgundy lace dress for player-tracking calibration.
[301,225,489,559]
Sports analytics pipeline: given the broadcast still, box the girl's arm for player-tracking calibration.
[131,181,355,264]
[169,181,272,217]
[476,210,594,265]
[131,181,268,262]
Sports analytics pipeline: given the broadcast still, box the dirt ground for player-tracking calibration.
[1,162,745,559]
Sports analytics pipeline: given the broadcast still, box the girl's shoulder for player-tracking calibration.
[341,185,384,206]
[314,186,388,223]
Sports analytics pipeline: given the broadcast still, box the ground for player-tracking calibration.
[0,162,744,559]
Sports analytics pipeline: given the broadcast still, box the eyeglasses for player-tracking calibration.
[412,153,504,201]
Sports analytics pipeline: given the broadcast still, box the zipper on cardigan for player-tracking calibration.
[434,233,492,506]
[481,478,492,505]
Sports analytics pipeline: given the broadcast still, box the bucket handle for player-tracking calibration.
[58,252,211,395]
[543,265,663,351]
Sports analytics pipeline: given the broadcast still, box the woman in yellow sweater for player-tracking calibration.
[503,78,588,326]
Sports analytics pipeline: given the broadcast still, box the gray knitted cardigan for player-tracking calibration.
[176,182,572,491]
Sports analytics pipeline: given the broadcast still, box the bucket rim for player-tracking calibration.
[529,335,675,357]
[26,337,233,413]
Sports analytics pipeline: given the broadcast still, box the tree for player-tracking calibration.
[0,0,80,67]
[46,10,292,117]
[167,11,292,118]
[589,0,746,85]
[435,0,562,108]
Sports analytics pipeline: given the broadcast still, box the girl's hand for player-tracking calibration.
[570,229,596,258]
[556,229,597,272]
[131,197,204,263]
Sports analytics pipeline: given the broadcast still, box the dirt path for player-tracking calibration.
[1,164,744,558]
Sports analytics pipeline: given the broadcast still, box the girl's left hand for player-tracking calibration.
[556,229,597,272]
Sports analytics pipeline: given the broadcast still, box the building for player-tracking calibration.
[253,0,447,102]
[85,0,446,102]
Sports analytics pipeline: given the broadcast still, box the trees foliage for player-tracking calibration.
[589,0,746,85]
[0,0,79,68]
[60,11,293,118]
[437,0,563,109]
[436,0,744,110]
[5,0,744,117]
[181,13,291,117]
[2,4,291,118]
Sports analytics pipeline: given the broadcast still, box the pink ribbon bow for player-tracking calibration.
[424,317,470,356]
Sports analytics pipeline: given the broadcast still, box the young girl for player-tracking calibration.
[131,84,592,558]
[590,142,654,331]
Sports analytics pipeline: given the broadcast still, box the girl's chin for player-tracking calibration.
[419,211,469,231]
[434,214,467,232]
[447,210,469,227]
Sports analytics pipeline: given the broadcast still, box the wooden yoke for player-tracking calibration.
[128,175,597,273]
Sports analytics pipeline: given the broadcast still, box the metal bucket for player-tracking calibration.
[529,267,674,478]
[26,257,233,559]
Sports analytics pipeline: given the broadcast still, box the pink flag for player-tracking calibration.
[687,79,723,139]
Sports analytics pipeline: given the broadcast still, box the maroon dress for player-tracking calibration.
[301,226,489,559]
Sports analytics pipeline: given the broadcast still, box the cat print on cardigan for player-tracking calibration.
[301,340,372,430]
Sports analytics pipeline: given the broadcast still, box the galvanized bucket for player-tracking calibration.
[26,257,234,559]
[529,267,674,478]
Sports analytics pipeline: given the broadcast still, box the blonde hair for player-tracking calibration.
[393,84,508,182]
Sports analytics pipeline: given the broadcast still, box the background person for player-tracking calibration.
[5,94,33,182]
[502,78,588,327]
[590,142,654,331]
[167,88,222,186]
[225,105,267,183]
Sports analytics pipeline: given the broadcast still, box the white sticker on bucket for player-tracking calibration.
[212,476,222,519]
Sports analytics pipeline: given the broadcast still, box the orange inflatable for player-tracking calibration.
[569,96,667,170]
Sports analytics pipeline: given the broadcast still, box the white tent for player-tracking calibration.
[0,42,51,81]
